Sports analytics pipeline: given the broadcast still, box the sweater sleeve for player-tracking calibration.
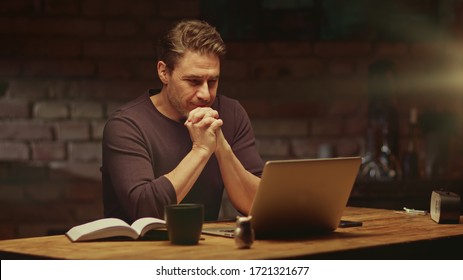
[102,116,177,222]
[225,99,264,177]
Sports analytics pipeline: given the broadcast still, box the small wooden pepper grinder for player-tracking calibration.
[234,216,254,249]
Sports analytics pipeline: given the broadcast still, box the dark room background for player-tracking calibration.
[1,0,463,239]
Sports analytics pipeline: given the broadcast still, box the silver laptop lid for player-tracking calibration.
[250,157,361,237]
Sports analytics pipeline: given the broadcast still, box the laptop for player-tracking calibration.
[202,156,362,239]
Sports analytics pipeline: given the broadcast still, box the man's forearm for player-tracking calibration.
[215,131,260,215]
[167,108,222,203]
[165,147,212,203]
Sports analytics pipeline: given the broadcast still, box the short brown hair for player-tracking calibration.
[157,19,226,70]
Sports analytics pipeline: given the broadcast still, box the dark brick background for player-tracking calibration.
[1,0,463,239]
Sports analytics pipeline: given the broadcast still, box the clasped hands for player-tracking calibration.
[184,107,225,155]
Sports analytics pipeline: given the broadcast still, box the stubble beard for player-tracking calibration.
[167,92,189,119]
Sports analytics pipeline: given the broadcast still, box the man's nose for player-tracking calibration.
[196,82,211,101]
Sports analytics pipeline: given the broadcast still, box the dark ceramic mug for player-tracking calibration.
[164,204,204,245]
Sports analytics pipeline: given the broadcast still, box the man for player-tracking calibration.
[102,19,263,223]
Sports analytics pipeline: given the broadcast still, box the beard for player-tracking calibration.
[166,91,190,119]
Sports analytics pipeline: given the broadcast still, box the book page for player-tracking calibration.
[131,217,166,237]
[66,218,138,241]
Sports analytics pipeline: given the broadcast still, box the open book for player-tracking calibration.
[66,217,166,242]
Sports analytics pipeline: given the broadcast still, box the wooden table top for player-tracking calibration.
[1,207,462,260]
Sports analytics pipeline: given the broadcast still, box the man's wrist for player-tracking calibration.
[191,145,214,158]
[215,140,232,159]
[214,129,231,157]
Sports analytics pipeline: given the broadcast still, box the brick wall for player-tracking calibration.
[1,0,463,239]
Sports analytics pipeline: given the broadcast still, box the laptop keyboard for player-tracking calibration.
[218,229,235,233]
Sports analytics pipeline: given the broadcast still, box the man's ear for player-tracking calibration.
[157,61,169,84]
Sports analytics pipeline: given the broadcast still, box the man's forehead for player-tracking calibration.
[170,51,220,78]
[181,73,220,79]
[177,50,219,65]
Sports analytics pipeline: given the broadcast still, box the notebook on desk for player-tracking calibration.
[202,156,362,239]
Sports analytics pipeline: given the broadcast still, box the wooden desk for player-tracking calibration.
[1,207,462,260]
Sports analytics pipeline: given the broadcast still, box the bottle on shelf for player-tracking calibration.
[359,59,401,182]
[377,122,402,181]
[402,107,420,179]
[359,118,382,181]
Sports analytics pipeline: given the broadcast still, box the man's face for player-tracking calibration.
[162,50,220,120]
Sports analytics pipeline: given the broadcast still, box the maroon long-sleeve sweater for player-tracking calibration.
[102,89,263,223]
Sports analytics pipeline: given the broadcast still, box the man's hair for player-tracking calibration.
[157,19,226,70]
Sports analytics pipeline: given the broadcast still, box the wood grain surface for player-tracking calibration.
[1,207,462,260]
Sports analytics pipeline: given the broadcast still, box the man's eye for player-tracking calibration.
[188,80,201,85]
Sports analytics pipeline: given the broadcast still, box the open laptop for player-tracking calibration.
[202,156,362,239]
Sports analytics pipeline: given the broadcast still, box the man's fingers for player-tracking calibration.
[193,116,220,128]
[209,119,223,131]
[184,117,223,133]
[186,108,219,124]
